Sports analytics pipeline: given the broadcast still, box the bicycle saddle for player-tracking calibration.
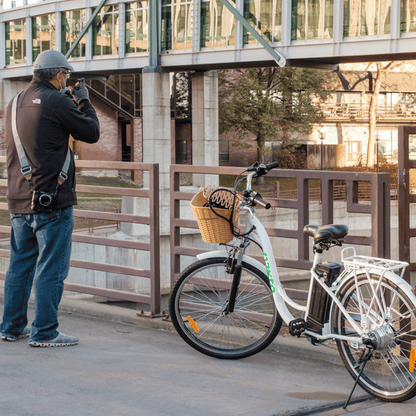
[303,224,348,244]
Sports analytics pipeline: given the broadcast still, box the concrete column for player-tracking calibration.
[85,8,93,60]
[281,0,291,47]
[0,22,5,69]
[55,12,62,53]
[142,66,171,234]
[191,71,219,188]
[118,3,126,59]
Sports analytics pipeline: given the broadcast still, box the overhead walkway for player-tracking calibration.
[1,0,416,79]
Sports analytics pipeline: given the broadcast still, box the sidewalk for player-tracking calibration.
[1,295,416,416]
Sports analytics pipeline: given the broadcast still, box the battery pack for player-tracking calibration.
[307,262,342,333]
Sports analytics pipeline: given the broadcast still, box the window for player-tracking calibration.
[32,14,56,61]
[200,0,236,48]
[292,0,334,40]
[126,2,149,53]
[161,0,193,51]
[176,140,188,163]
[346,140,362,162]
[219,140,230,162]
[343,0,391,37]
[6,19,26,65]
[61,10,87,57]
[243,0,282,45]
[93,5,119,56]
[401,0,416,33]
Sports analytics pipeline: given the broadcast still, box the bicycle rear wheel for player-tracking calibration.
[169,257,282,359]
[334,273,416,402]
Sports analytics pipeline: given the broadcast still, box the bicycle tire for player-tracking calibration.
[169,257,282,359]
[333,273,416,402]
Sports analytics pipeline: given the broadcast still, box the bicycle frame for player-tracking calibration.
[242,209,364,344]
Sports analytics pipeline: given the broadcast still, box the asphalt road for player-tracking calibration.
[1,296,416,416]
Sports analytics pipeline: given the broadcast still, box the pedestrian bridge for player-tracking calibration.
[1,0,416,80]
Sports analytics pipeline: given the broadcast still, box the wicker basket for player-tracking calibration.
[191,188,240,244]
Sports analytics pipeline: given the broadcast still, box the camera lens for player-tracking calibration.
[39,193,52,206]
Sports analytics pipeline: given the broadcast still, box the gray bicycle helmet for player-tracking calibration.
[33,50,75,72]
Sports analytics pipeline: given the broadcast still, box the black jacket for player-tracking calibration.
[5,75,100,214]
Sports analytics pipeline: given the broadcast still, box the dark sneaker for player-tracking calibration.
[29,333,79,348]
[1,327,30,342]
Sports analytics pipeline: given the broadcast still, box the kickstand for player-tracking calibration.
[343,346,373,410]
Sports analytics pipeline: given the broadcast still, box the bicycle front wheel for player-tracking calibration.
[169,257,282,359]
[334,273,416,402]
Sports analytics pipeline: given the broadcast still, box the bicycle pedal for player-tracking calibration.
[289,319,308,337]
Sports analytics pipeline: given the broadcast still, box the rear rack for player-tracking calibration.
[341,247,408,278]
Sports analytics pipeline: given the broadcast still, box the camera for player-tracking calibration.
[31,190,56,212]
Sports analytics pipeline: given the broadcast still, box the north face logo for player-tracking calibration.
[32,99,41,104]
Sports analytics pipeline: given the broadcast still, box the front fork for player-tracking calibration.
[224,241,249,314]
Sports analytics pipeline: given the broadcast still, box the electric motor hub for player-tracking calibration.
[368,325,396,352]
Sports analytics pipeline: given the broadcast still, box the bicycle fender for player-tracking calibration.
[335,267,416,304]
[197,251,268,276]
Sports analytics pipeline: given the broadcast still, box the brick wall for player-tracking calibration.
[79,97,119,162]
[219,130,258,167]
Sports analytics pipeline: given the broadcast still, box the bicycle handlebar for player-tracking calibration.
[247,161,279,177]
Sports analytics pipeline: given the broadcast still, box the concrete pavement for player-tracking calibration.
[1,296,416,416]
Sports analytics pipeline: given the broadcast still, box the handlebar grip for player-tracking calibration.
[265,161,279,171]
[253,193,271,210]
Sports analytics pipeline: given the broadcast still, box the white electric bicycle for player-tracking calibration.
[169,162,416,403]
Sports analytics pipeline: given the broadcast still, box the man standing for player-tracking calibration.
[0,50,100,347]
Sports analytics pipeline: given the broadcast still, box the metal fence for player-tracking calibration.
[0,159,161,317]
[170,165,391,300]
[398,125,416,284]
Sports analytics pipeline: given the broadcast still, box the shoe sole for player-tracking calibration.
[2,333,30,342]
[29,341,78,348]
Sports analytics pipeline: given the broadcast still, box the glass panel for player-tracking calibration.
[219,140,230,162]
[5,19,27,66]
[161,1,173,50]
[308,0,322,39]
[215,0,236,46]
[292,0,306,40]
[361,0,378,36]
[93,5,119,56]
[243,0,273,44]
[200,1,212,47]
[200,0,236,48]
[32,14,56,62]
[61,10,87,57]
[401,0,416,32]
[126,1,149,54]
[344,0,390,37]
[274,0,283,41]
[379,1,390,34]
[324,0,334,38]
[344,0,360,37]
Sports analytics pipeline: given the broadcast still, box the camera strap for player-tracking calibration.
[11,92,71,190]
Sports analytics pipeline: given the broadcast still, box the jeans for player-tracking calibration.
[0,207,74,342]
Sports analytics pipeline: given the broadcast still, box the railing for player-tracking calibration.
[170,165,391,300]
[0,159,162,317]
[398,125,416,284]
[273,181,397,202]
[320,103,416,122]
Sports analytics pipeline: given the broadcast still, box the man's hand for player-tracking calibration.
[71,78,89,105]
